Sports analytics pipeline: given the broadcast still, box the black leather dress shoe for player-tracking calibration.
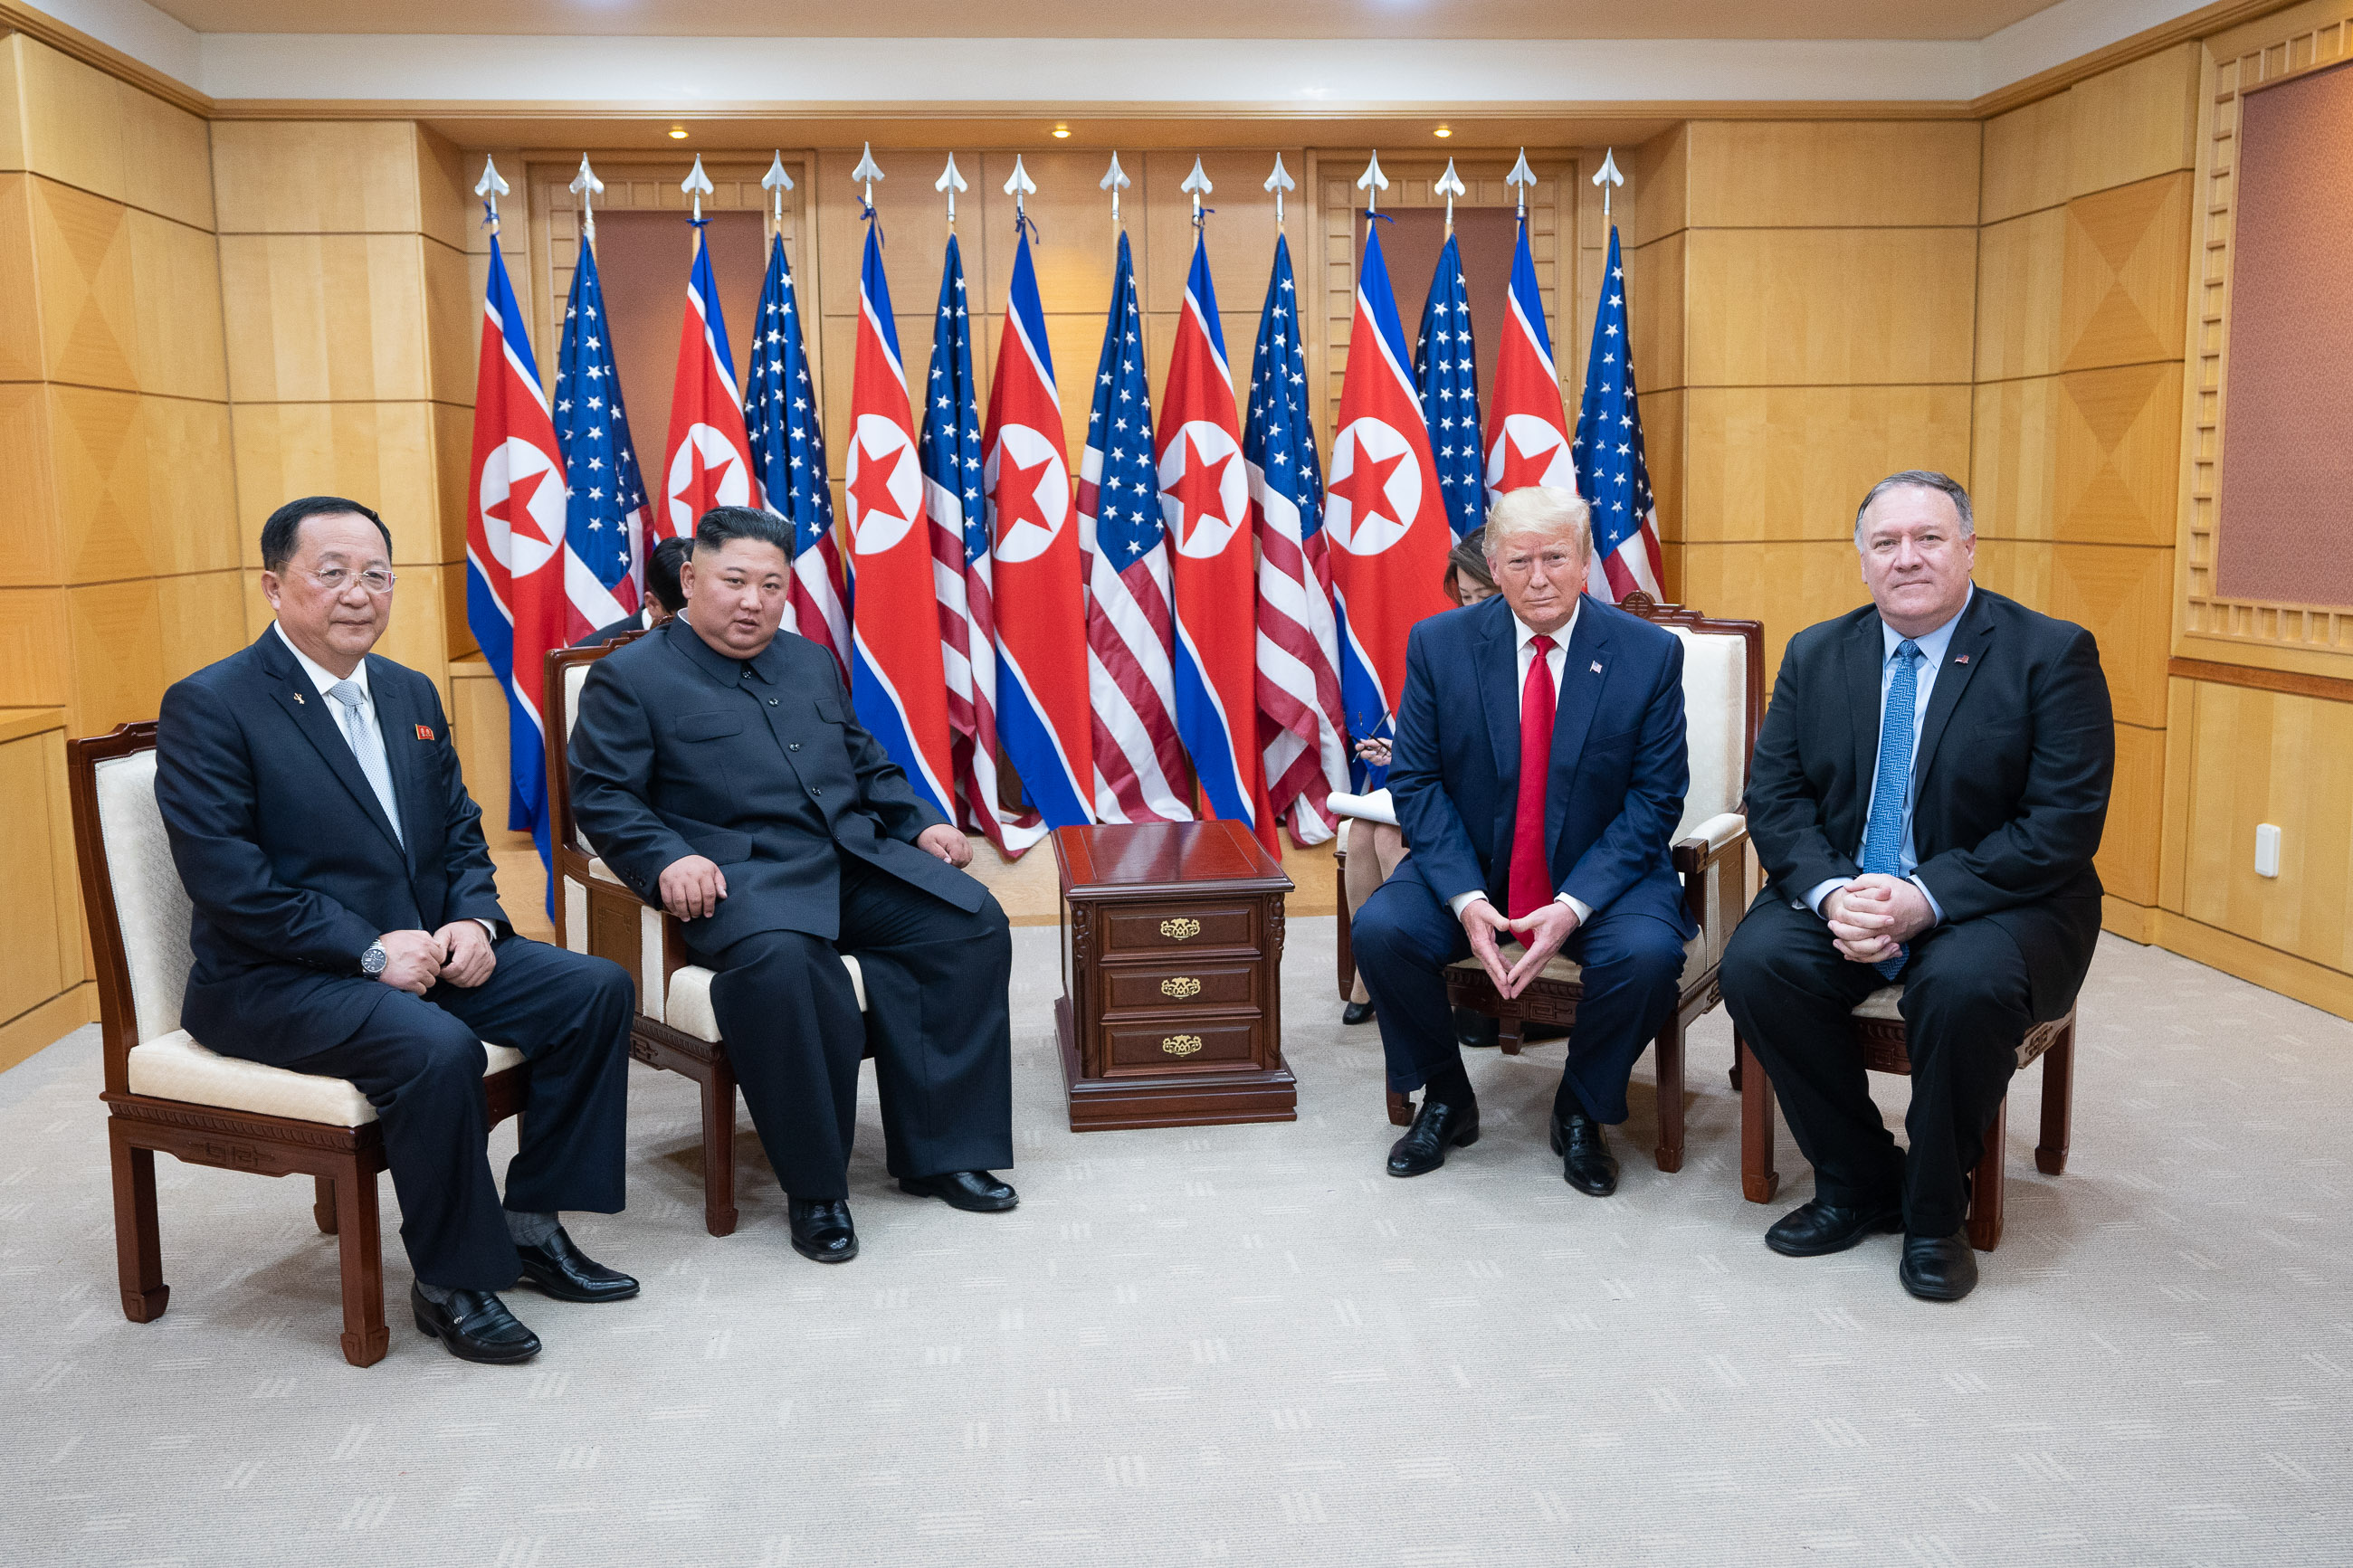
[1549,1107,1620,1196]
[410,1284,540,1364]
[1342,999,1377,1027]
[1453,1007,1500,1050]
[788,1198,859,1263]
[1900,1231,1979,1301]
[1764,1198,1904,1258]
[1386,1098,1480,1177]
[900,1170,1019,1212]
[515,1228,640,1304]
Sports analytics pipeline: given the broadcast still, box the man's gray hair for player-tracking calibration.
[1854,470,1973,540]
[1483,486,1594,559]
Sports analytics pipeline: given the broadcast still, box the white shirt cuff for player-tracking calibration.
[1448,890,1485,919]
[472,918,500,946]
[1449,889,1592,924]
[1910,876,1944,926]
[1803,878,1849,917]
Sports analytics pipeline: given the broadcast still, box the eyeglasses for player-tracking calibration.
[301,565,397,595]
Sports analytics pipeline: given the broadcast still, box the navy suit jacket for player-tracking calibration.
[155,630,508,1063]
[1388,592,1696,936]
[568,616,984,955]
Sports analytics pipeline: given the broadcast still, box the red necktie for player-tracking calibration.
[1507,634,1558,918]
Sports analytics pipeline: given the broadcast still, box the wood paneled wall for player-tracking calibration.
[0,707,90,1068]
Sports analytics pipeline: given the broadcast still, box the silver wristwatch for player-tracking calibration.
[361,942,389,977]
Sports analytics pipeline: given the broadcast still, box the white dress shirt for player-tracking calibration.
[1449,602,1596,927]
[274,622,499,953]
[1802,584,1971,925]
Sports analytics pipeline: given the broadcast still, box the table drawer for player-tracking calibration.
[1099,901,1257,956]
[1100,962,1261,1015]
[1103,1017,1261,1070]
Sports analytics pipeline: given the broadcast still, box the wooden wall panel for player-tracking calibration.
[0,589,69,706]
[1678,539,1870,678]
[128,209,228,400]
[1980,93,2072,224]
[1973,206,2065,383]
[424,238,474,406]
[1684,229,1976,387]
[1681,386,1970,544]
[1623,125,1688,249]
[230,401,445,564]
[1640,388,1684,546]
[2058,171,2191,372]
[1979,539,2173,727]
[2180,681,2353,973]
[64,573,243,732]
[8,34,127,208]
[0,34,24,176]
[117,78,214,233]
[448,659,532,851]
[0,383,61,586]
[28,176,137,392]
[1624,227,1684,395]
[0,175,39,382]
[415,128,472,256]
[433,401,472,565]
[211,120,433,235]
[220,233,442,403]
[1970,375,2059,540]
[48,387,233,583]
[0,719,77,1027]
[2066,43,2202,199]
[1685,121,1981,229]
[2100,719,2166,907]
[2053,361,2181,548]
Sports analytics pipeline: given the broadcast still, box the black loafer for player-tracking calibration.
[1453,1007,1500,1050]
[1764,1198,1904,1258]
[1342,999,1377,1027]
[900,1170,1019,1212]
[788,1197,859,1263]
[411,1284,540,1364]
[515,1228,640,1304]
[1549,1107,1620,1196]
[1386,1098,1480,1177]
[1900,1231,1979,1301]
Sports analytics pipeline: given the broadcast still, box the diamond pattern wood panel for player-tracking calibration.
[229,401,446,565]
[2060,171,2192,372]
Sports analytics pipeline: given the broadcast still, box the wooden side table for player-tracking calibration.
[1053,821,1296,1131]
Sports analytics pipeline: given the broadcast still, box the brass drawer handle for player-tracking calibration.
[1159,917,1202,941]
[1161,1034,1204,1057]
[1160,976,1202,999]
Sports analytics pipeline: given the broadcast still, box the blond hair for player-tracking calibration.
[1482,487,1594,562]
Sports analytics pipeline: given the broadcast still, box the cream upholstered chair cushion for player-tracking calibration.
[1664,624,1746,841]
[664,955,866,1044]
[95,747,524,1127]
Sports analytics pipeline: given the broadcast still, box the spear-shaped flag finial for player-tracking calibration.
[1356,150,1388,216]
[1434,157,1466,235]
[1506,147,1537,220]
[935,152,967,224]
[1004,153,1036,222]
[762,150,794,231]
[852,141,885,212]
[569,154,603,242]
[1592,147,1624,220]
[1264,151,1296,228]
[1100,150,1129,227]
[1181,156,1213,227]
[681,153,713,223]
[475,156,510,232]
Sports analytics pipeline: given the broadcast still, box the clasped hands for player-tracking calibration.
[370,921,497,995]
[1823,873,1935,964]
[1462,897,1580,1001]
[654,824,974,922]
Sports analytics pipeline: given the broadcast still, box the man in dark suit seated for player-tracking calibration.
[1352,487,1697,1194]
[568,506,1017,1266]
[156,496,639,1364]
[574,535,689,647]
[1721,470,2113,1302]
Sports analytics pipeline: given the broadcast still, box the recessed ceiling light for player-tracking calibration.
[1053,123,1072,138]
[1434,125,1453,138]
[668,126,689,139]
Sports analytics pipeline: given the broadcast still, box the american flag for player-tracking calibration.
[552,239,649,628]
[1414,231,1485,539]
[1246,231,1347,846]
[920,234,1040,853]
[741,229,849,681]
[1076,230,1191,823]
[1575,224,1665,602]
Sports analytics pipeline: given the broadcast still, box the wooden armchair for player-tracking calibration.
[1347,594,1765,1176]
[1737,1000,2075,1252]
[68,723,525,1367]
[544,640,866,1239]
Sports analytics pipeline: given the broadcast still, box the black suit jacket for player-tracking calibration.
[574,612,650,648]
[156,630,509,1063]
[1745,585,2114,1010]
[568,616,982,953]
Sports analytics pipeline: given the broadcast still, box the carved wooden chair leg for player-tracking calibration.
[1333,851,1355,1003]
[2036,1022,2074,1177]
[1386,1089,1414,1127]
[330,1155,389,1367]
[1738,1034,1779,1203]
[313,1176,338,1235]
[1966,1096,2007,1252]
[1498,1011,1524,1055]
[1653,1016,1686,1174]
[108,1124,168,1324]
[702,1060,740,1238]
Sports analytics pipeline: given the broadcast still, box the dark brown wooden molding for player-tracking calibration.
[2169,656,2353,705]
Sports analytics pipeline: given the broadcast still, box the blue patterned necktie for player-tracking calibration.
[1858,640,1921,979]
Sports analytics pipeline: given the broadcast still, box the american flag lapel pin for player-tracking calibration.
[1591,660,1604,674]
[1954,654,1969,664]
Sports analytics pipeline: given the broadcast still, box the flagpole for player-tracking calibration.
[935,153,967,228]
[1435,157,1464,239]
[1356,151,1387,219]
[853,142,885,217]
[1263,153,1294,232]
[1181,157,1212,232]
[681,153,713,232]
[1100,151,1129,231]
[1004,154,1035,231]
[1593,147,1624,222]
[569,155,602,245]
[475,156,509,235]
[762,150,794,245]
[1508,147,1536,223]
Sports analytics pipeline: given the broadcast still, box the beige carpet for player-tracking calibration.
[3,922,2348,1567]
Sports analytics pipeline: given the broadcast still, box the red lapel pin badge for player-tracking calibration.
[414,724,434,740]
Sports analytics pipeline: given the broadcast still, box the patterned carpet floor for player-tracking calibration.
[3,920,2348,1567]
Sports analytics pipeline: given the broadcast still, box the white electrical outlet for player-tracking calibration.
[2255,822,2282,879]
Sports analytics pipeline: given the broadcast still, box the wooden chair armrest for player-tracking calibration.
[1672,816,1749,936]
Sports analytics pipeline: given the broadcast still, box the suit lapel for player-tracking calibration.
[368,659,430,875]
[1545,597,1609,857]
[1910,591,1991,794]
[1845,613,1885,809]
[259,632,405,856]
[1473,601,1520,788]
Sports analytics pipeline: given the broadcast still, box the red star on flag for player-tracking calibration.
[1492,429,1560,495]
[487,464,554,541]
[1330,444,1407,531]
[994,447,1056,537]
[850,437,908,521]
[679,441,738,514]
[1167,432,1234,537]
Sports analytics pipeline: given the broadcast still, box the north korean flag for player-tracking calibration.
[660,223,759,538]
[1484,210,1577,502]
